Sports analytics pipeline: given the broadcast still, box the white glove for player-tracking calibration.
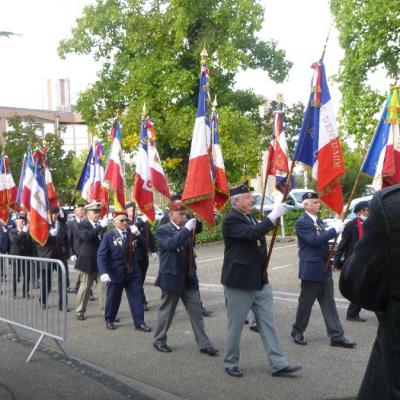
[100,273,111,283]
[49,227,58,236]
[130,224,140,236]
[151,252,158,262]
[332,221,345,234]
[184,218,197,231]
[69,255,77,262]
[22,225,29,233]
[59,208,65,218]
[99,218,109,228]
[267,203,287,223]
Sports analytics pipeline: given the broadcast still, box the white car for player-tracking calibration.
[136,205,164,222]
[285,189,310,210]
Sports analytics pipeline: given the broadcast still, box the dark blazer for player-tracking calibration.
[155,222,198,294]
[35,221,68,261]
[339,184,400,400]
[67,218,83,258]
[295,213,337,282]
[333,218,360,267]
[221,209,274,291]
[0,223,10,254]
[97,228,144,283]
[9,228,33,256]
[75,219,106,273]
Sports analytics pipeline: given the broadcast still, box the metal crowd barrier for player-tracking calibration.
[0,254,68,362]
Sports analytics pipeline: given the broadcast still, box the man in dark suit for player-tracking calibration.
[126,202,157,311]
[0,221,10,282]
[67,204,86,293]
[75,202,108,320]
[97,211,151,331]
[339,185,400,400]
[9,213,33,298]
[222,182,300,378]
[35,206,69,311]
[153,199,218,356]
[291,192,356,348]
[333,200,369,322]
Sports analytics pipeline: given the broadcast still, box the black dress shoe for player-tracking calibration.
[76,313,85,321]
[153,343,172,353]
[106,321,116,330]
[200,347,219,356]
[66,287,75,294]
[143,303,149,312]
[225,366,243,378]
[249,325,259,333]
[331,337,356,348]
[272,364,302,377]
[135,324,152,332]
[291,331,307,345]
[346,315,367,322]
[114,317,120,323]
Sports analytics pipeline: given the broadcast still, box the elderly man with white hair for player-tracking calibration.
[291,191,356,348]
[221,181,301,378]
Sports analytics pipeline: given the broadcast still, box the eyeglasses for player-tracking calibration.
[118,219,128,222]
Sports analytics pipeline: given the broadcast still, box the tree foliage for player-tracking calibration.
[331,0,400,145]
[3,117,83,205]
[58,0,292,190]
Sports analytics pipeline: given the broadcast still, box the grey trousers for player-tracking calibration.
[153,289,213,350]
[75,271,106,315]
[224,283,288,373]
[292,277,344,339]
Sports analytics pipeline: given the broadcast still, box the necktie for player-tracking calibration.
[121,230,126,243]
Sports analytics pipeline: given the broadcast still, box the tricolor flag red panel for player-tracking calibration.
[133,119,156,222]
[182,63,215,225]
[17,152,35,212]
[211,112,229,210]
[293,61,345,214]
[0,154,18,224]
[43,157,59,208]
[104,121,125,211]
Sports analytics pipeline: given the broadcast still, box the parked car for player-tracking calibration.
[252,193,294,218]
[136,205,164,221]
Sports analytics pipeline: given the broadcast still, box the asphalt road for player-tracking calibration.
[0,238,376,400]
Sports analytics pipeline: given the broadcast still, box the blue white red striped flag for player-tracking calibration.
[0,154,17,224]
[17,151,35,212]
[182,62,215,225]
[293,61,345,214]
[29,157,48,246]
[104,121,125,211]
[361,87,400,189]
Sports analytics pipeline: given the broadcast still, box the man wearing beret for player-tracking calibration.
[221,181,301,378]
[9,213,33,298]
[333,200,369,322]
[153,199,218,355]
[97,211,151,331]
[75,202,109,320]
[291,192,356,348]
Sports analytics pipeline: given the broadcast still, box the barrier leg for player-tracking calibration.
[7,323,21,340]
[54,339,69,359]
[26,333,45,363]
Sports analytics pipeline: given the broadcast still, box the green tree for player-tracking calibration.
[58,0,292,190]
[3,116,83,205]
[331,0,399,145]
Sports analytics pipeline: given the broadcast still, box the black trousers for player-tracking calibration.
[347,302,362,318]
[12,259,31,297]
[292,277,345,339]
[40,265,67,310]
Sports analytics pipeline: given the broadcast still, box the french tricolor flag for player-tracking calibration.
[104,121,125,211]
[43,158,59,208]
[211,112,229,210]
[182,63,215,225]
[29,159,48,246]
[0,154,18,224]
[76,144,95,202]
[361,87,400,189]
[293,60,345,214]
[17,152,35,212]
[133,119,156,222]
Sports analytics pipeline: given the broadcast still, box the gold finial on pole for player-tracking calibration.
[276,93,284,106]
[200,48,208,64]
[212,96,218,112]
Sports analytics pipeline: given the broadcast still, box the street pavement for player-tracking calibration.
[0,239,377,400]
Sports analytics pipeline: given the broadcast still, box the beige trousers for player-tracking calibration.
[75,271,106,315]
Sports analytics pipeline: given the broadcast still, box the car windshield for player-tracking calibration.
[252,194,273,206]
[291,192,306,202]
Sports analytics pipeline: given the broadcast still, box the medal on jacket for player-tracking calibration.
[257,240,261,247]
[313,222,322,235]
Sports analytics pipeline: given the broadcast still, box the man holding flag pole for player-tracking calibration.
[290,59,355,349]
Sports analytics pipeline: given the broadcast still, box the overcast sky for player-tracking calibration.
[0,0,386,112]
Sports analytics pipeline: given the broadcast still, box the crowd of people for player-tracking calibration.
[1,183,397,397]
